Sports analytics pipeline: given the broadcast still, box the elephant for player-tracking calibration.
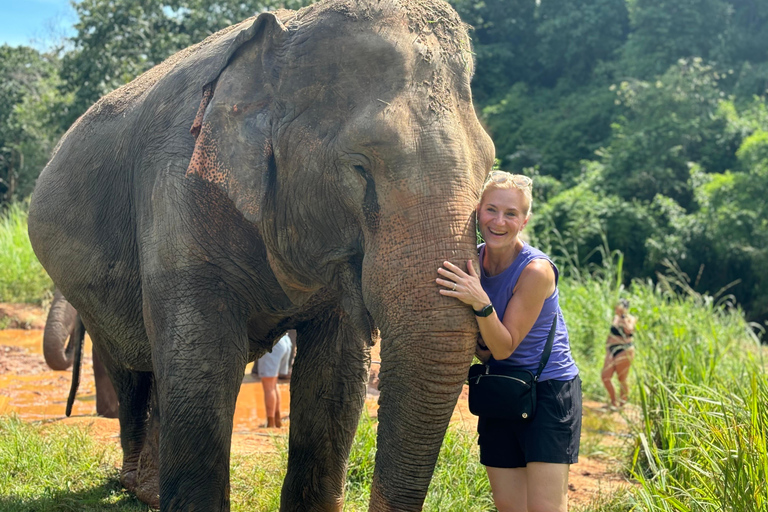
[43,289,119,418]
[27,0,494,510]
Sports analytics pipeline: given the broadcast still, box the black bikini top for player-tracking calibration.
[610,324,633,339]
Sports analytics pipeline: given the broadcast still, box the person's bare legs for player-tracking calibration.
[261,376,281,428]
[486,467,527,512]
[486,463,569,512]
[614,348,634,405]
[601,351,618,407]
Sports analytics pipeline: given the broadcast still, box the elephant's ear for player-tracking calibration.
[186,12,287,221]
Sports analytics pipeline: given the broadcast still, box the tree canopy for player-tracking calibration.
[2,0,767,324]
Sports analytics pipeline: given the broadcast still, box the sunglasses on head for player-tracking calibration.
[486,171,532,190]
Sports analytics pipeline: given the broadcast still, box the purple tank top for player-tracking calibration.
[479,242,579,381]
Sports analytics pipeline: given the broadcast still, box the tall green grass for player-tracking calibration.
[627,280,767,511]
[0,416,148,511]
[0,202,53,303]
[0,413,492,512]
[543,231,767,511]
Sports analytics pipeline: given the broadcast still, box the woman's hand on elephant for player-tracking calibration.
[436,260,489,311]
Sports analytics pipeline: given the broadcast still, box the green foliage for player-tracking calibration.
[628,282,767,510]
[0,412,491,511]
[620,0,731,78]
[0,45,70,205]
[536,0,629,85]
[601,58,737,207]
[549,236,767,510]
[0,415,147,510]
[449,0,538,103]
[4,0,766,324]
[455,0,768,323]
[483,80,618,179]
[59,0,318,127]
[0,202,53,303]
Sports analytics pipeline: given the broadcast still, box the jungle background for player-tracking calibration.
[2,0,768,326]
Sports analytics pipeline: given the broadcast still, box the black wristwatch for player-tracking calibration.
[474,303,494,317]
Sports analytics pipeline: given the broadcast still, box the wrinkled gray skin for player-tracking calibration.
[43,289,119,418]
[28,0,494,510]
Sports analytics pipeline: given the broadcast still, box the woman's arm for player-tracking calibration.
[623,314,637,335]
[475,338,492,363]
[438,259,555,361]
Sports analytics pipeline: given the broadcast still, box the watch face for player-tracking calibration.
[476,304,494,317]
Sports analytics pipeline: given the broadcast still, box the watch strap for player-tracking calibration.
[474,303,494,317]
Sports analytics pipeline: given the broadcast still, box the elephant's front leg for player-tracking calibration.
[282,309,371,511]
[146,297,249,511]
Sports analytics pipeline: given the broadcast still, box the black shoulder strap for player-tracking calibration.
[534,313,558,382]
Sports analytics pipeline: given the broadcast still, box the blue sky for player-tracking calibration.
[0,0,77,49]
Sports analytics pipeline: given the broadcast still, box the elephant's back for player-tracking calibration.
[65,17,258,136]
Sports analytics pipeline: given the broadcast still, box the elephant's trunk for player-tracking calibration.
[364,204,479,511]
[43,290,79,371]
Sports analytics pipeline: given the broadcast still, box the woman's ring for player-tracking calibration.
[452,283,457,291]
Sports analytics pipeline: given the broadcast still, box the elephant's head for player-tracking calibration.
[187,0,494,508]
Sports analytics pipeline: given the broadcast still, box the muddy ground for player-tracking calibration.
[0,302,635,508]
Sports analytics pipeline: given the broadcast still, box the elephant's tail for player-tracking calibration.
[65,316,86,417]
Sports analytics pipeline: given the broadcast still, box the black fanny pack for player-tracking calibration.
[467,314,558,421]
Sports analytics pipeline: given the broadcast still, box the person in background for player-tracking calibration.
[437,171,581,512]
[252,329,296,379]
[258,332,292,428]
[601,299,636,409]
[279,329,297,381]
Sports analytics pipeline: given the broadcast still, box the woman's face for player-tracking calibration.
[477,187,530,251]
[615,304,627,316]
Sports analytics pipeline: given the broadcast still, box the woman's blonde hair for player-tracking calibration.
[480,171,533,217]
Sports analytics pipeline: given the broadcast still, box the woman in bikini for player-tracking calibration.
[601,299,636,409]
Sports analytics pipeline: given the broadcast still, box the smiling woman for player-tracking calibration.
[437,171,581,512]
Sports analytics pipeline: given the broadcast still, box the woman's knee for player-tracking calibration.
[493,495,526,512]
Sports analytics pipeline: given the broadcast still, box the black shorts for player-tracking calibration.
[478,375,582,468]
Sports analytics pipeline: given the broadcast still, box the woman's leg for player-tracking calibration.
[486,463,569,512]
[526,462,570,512]
[614,347,634,404]
[601,351,618,407]
[261,376,280,427]
[486,466,527,512]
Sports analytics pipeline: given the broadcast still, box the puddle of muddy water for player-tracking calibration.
[1,330,469,432]
[0,329,47,354]
[0,330,293,430]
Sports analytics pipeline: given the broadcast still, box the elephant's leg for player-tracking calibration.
[91,346,119,418]
[112,367,153,496]
[281,311,370,511]
[134,388,161,508]
[148,303,248,511]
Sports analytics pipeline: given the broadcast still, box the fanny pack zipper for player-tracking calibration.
[473,374,530,387]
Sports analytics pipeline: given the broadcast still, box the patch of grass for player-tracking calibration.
[554,242,767,510]
[0,415,148,511]
[572,487,634,512]
[229,433,287,511]
[0,202,53,304]
[579,407,630,461]
[0,412,492,511]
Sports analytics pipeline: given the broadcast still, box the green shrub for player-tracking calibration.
[0,202,53,304]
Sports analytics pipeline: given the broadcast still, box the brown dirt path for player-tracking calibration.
[1,302,635,508]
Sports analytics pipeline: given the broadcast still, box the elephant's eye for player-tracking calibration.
[352,164,379,230]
